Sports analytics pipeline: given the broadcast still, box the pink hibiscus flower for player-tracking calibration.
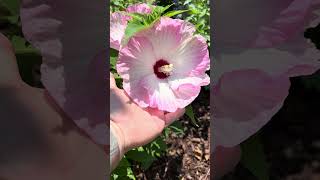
[126,3,153,14]
[116,17,210,112]
[110,3,153,50]
[212,0,320,149]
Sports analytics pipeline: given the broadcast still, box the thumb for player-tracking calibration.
[164,108,185,127]
[0,33,23,88]
[110,72,117,89]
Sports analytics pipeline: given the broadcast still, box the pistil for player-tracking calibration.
[158,64,174,76]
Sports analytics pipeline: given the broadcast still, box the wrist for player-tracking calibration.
[110,121,126,170]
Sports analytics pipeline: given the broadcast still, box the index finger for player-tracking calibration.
[110,72,117,89]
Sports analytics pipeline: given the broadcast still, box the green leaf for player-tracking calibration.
[183,0,192,5]
[126,149,156,163]
[112,167,135,180]
[1,0,20,14]
[11,36,38,55]
[11,36,27,49]
[151,4,173,16]
[111,157,136,180]
[110,57,117,69]
[113,73,121,79]
[150,137,167,151]
[141,159,154,170]
[117,157,131,167]
[126,167,136,180]
[0,15,19,24]
[16,56,42,87]
[301,73,320,92]
[241,134,269,180]
[185,105,198,127]
[12,36,42,87]
[164,9,190,18]
[112,0,121,7]
[168,121,185,135]
[123,21,147,45]
[125,12,146,22]
[122,4,175,44]
[164,127,170,138]
[203,85,210,91]
[110,48,119,69]
[7,15,19,24]
[110,48,119,57]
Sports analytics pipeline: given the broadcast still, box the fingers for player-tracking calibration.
[110,73,117,89]
[146,108,185,127]
[0,33,23,88]
[164,108,185,126]
[147,107,165,119]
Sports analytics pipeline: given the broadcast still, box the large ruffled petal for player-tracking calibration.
[140,74,209,112]
[142,17,196,59]
[212,69,290,147]
[214,0,320,50]
[213,49,320,81]
[212,0,320,148]
[168,74,209,108]
[172,35,210,76]
[117,36,156,81]
[117,36,156,107]
[251,0,316,47]
[141,75,180,112]
[20,0,108,150]
[213,49,319,148]
[128,73,210,112]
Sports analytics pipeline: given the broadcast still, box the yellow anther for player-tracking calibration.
[158,64,174,75]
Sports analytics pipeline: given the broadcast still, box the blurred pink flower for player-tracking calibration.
[20,0,108,151]
[126,3,153,14]
[110,3,152,50]
[212,0,320,148]
[117,17,210,112]
[110,12,131,50]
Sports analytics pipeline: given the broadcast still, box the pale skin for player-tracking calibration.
[110,72,185,170]
[0,33,240,179]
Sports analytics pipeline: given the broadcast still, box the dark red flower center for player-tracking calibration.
[153,59,173,79]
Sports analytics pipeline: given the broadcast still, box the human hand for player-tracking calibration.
[0,33,107,180]
[110,73,185,168]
